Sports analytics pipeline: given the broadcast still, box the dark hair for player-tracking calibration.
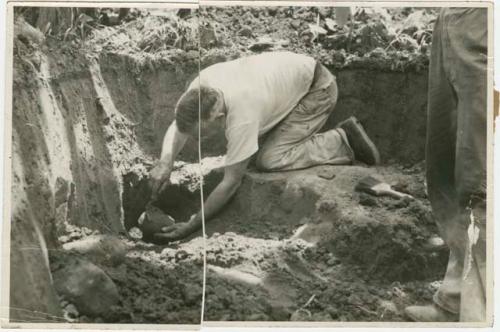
[175,86,219,133]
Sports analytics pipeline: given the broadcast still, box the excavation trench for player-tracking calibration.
[13,42,443,323]
[122,159,448,322]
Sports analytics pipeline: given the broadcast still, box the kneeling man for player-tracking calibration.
[150,51,380,242]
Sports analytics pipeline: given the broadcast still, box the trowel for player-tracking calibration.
[355,176,414,199]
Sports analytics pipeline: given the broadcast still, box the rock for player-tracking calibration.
[63,234,127,267]
[238,26,253,37]
[52,257,120,320]
[317,168,336,180]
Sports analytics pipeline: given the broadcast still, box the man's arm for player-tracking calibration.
[150,120,189,198]
[155,157,251,241]
[160,120,189,166]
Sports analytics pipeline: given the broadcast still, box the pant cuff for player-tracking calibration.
[433,291,460,315]
[335,128,355,162]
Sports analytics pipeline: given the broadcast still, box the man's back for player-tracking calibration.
[195,51,317,135]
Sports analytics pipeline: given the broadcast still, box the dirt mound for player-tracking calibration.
[201,6,436,71]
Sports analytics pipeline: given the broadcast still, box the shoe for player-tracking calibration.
[338,116,380,165]
[404,304,459,322]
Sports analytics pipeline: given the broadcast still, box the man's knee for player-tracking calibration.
[255,148,282,171]
[255,150,274,171]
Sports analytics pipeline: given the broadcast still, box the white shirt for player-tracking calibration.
[189,51,318,166]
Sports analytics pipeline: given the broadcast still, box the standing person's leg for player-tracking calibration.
[446,8,488,322]
[256,74,354,171]
[405,10,463,321]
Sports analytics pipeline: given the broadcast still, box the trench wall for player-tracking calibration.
[12,51,428,240]
[9,47,428,320]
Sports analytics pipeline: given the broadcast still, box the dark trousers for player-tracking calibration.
[426,8,488,321]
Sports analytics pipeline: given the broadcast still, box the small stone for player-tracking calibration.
[317,168,336,180]
[128,227,142,239]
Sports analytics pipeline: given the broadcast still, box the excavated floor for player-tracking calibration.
[114,159,448,322]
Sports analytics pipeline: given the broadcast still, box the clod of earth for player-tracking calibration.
[138,203,176,244]
[51,255,120,320]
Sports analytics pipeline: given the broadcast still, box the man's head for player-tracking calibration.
[175,85,224,136]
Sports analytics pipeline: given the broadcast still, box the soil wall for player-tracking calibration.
[327,69,428,165]
[10,44,428,321]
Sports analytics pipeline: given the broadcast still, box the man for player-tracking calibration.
[404,8,488,322]
[149,51,380,242]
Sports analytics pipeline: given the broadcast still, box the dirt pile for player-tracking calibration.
[201,6,436,71]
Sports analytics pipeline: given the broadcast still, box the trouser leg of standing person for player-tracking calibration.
[444,8,488,322]
[425,10,464,318]
[408,8,488,322]
[256,73,354,171]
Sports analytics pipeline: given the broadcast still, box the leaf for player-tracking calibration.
[325,18,337,31]
[308,23,327,35]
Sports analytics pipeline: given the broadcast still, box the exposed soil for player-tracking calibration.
[197,161,447,321]
[10,6,444,325]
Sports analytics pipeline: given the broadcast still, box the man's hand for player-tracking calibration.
[149,160,172,200]
[153,215,199,243]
